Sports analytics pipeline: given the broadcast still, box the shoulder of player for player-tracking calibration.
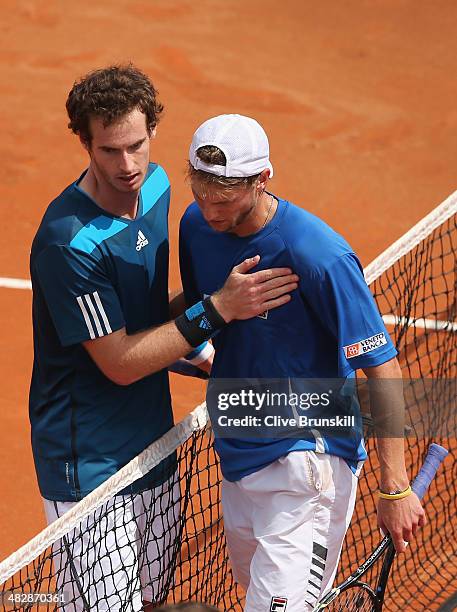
[278,199,354,272]
[31,173,120,271]
[30,242,103,292]
[179,201,204,232]
[138,163,171,221]
[142,162,170,194]
[32,179,92,258]
[31,165,169,261]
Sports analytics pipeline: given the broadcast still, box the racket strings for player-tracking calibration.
[325,583,379,611]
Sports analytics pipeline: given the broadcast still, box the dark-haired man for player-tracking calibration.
[179,114,426,612]
[30,67,298,610]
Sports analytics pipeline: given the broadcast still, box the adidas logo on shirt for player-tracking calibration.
[136,230,149,251]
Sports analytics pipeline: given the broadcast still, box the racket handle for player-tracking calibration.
[411,443,448,500]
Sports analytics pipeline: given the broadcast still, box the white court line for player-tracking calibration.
[0,277,32,290]
[383,314,457,332]
[2,277,456,331]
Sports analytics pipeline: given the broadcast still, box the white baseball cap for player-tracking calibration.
[189,114,274,178]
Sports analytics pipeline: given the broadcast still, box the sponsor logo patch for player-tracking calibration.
[270,596,287,611]
[343,332,387,359]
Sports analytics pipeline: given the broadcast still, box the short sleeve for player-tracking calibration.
[33,244,125,346]
[301,253,397,375]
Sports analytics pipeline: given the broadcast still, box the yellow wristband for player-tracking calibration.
[378,485,412,500]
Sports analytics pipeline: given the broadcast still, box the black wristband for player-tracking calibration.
[175,297,226,347]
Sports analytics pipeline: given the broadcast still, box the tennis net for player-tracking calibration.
[0,404,243,610]
[0,192,456,611]
[342,190,457,611]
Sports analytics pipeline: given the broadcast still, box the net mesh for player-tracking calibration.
[0,407,243,611]
[0,193,456,611]
[341,193,457,611]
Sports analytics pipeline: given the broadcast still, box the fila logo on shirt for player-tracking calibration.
[270,597,287,611]
[343,332,387,359]
[136,230,149,251]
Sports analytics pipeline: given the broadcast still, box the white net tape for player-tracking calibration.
[364,190,457,286]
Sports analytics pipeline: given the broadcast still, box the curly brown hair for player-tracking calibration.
[187,146,260,191]
[66,64,164,144]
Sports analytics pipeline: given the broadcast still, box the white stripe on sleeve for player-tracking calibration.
[93,291,112,334]
[84,294,103,337]
[76,296,96,340]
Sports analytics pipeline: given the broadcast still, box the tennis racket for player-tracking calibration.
[314,443,448,611]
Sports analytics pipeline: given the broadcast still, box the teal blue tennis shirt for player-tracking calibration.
[30,163,175,501]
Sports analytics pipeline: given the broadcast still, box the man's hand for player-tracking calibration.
[211,255,299,323]
[378,493,426,553]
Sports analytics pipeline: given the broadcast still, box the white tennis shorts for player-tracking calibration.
[222,450,359,612]
[43,476,180,612]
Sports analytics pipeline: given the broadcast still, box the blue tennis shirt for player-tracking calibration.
[30,163,175,501]
[179,196,397,481]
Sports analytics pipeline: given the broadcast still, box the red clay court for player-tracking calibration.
[1,1,456,609]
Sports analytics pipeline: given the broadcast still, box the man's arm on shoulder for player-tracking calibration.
[363,357,426,553]
[84,320,194,386]
[85,256,298,385]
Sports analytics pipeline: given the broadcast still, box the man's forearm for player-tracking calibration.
[363,358,409,490]
[375,438,409,492]
[363,357,426,553]
[85,320,194,385]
